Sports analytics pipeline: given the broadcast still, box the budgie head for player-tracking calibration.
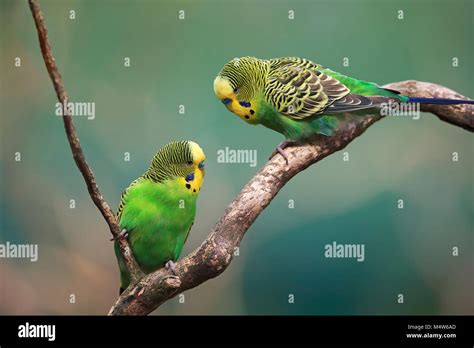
[146,141,205,194]
[214,56,268,125]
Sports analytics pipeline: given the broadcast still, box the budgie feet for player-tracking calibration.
[110,228,129,241]
[165,260,178,275]
[269,139,296,164]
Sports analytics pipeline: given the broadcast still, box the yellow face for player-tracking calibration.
[213,76,258,124]
[177,141,205,195]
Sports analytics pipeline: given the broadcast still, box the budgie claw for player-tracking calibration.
[110,228,129,241]
[269,140,295,164]
[165,260,178,275]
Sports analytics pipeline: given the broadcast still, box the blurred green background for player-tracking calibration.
[0,0,472,315]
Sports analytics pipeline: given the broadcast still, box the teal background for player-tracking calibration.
[0,0,472,314]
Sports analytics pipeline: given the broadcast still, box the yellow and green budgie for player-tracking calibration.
[114,141,205,294]
[214,56,474,162]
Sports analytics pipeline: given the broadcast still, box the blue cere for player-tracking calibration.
[185,173,195,182]
[222,98,231,105]
[198,161,205,170]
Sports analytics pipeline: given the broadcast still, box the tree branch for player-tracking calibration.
[28,0,143,282]
[109,82,473,315]
[28,0,473,317]
[388,80,474,131]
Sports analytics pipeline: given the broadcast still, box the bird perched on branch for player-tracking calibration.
[113,141,206,294]
[214,56,474,163]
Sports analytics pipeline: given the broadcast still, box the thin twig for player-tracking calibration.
[28,0,143,282]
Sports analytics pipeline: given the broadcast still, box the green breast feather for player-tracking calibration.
[114,179,196,289]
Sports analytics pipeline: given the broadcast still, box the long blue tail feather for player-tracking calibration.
[407,97,474,105]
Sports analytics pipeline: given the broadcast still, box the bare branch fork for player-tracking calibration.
[28,0,473,316]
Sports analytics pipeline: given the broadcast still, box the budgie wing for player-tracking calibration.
[266,58,390,119]
[116,177,142,222]
[324,94,382,114]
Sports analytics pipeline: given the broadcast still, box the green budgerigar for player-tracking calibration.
[114,141,205,293]
[214,56,474,162]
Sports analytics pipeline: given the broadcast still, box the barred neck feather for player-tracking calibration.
[143,141,194,183]
[218,56,269,101]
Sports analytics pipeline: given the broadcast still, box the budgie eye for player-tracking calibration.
[185,173,194,182]
[198,161,205,169]
[233,88,239,93]
[186,161,193,165]
[222,98,231,105]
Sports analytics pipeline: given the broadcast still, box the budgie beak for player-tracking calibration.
[187,142,206,194]
[214,76,234,100]
[198,160,205,179]
[214,76,236,112]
